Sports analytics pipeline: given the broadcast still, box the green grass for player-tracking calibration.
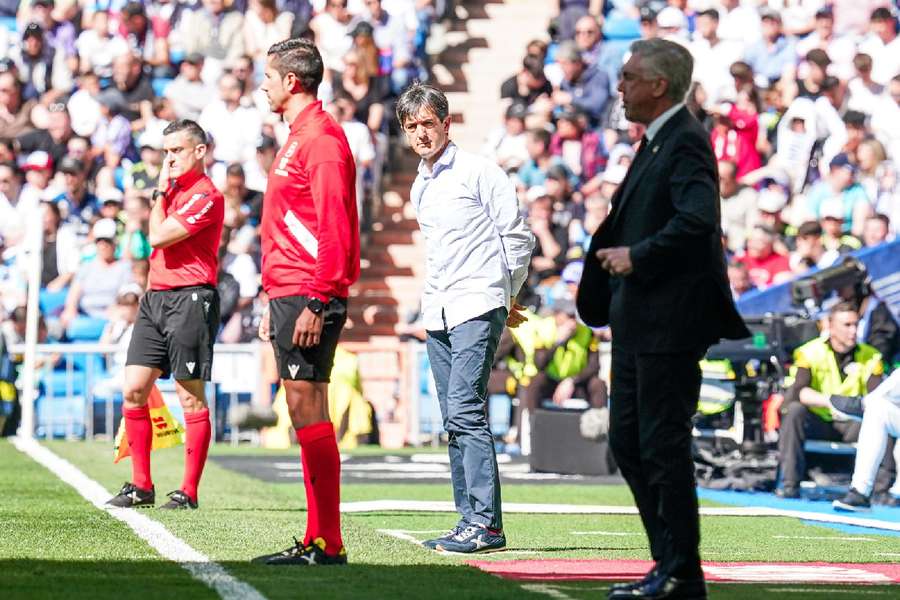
[3,439,898,599]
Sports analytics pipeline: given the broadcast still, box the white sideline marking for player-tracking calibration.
[773,535,877,542]
[764,588,890,594]
[341,500,900,533]
[519,583,579,600]
[12,437,267,600]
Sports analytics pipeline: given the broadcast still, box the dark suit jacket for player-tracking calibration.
[576,107,750,352]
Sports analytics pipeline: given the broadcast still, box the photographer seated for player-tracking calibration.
[777,301,884,498]
[514,298,607,442]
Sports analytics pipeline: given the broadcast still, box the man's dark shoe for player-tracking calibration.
[609,574,706,599]
[833,488,872,512]
[251,537,348,565]
[435,523,506,554]
[828,395,864,421]
[608,566,660,596]
[872,492,900,507]
[106,482,155,508]
[775,485,800,499]
[159,490,198,510]
[422,525,464,550]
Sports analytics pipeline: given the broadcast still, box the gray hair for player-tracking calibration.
[629,38,693,103]
[555,40,582,63]
[396,82,449,126]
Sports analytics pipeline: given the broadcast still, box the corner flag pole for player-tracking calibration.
[19,214,44,438]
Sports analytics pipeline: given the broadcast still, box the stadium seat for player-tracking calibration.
[0,17,16,33]
[152,77,174,97]
[39,288,69,316]
[43,369,88,397]
[35,394,86,439]
[66,316,108,341]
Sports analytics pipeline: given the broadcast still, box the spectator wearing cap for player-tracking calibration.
[52,156,97,235]
[656,6,689,42]
[734,225,792,289]
[19,151,54,210]
[638,6,659,40]
[164,53,212,121]
[716,0,762,47]
[39,200,79,291]
[96,187,125,225]
[754,186,791,254]
[791,220,840,273]
[689,9,743,109]
[482,102,530,172]
[311,0,353,77]
[13,22,74,102]
[858,8,900,86]
[805,153,872,235]
[819,198,864,253]
[110,53,155,125]
[176,0,245,84]
[199,72,262,165]
[795,7,856,81]
[862,213,891,248]
[243,0,294,68]
[28,0,78,75]
[516,128,576,192]
[16,101,72,169]
[124,130,164,194]
[243,134,275,194]
[718,159,757,252]
[847,54,883,116]
[361,0,418,95]
[551,105,606,188]
[552,41,610,128]
[75,9,129,79]
[500,54,553,108]
[744,9,797,86]
[0,71,36,139]
[60,217,134,327]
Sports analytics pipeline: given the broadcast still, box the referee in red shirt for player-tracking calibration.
[106,119,225,510]
[251,39,360,566]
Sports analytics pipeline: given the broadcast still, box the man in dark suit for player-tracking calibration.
[576,39,749,599]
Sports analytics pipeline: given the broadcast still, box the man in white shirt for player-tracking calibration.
[397,82,534,555]
[858,7,900,86]
[198,72,263,165]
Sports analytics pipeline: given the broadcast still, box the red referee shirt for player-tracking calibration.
[261,101,360,301]
[149,169,225,291]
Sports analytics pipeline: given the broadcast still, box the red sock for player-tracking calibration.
[124,405,153,491]
[300,446,319,545]
[296,422,342,554]
[181,408,211,503]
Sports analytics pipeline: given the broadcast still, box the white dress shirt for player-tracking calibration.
[645,102,685,143]
[411,142,535,331]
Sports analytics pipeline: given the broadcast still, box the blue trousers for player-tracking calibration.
[426,307,507,530]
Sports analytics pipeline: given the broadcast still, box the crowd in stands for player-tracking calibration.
[478,1,900,497]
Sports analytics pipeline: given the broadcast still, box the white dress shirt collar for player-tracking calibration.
[645,102,685,143]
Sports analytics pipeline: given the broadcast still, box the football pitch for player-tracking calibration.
[3,439,899,599]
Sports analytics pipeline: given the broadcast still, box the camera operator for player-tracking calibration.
[777,301,884,498]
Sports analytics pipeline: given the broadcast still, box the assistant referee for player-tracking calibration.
[107,119,225,511]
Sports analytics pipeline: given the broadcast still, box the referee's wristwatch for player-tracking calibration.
[151,189,165,203]
[307,298,326,315]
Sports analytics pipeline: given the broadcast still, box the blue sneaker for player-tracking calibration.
[422,525,464,550]
[829,395,864,420]
[435,523,506,554]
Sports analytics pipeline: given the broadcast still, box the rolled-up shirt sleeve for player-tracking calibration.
[478,162,535,298]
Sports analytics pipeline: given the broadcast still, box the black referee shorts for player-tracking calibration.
[269,296,347,383]
[126,285,220,381]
